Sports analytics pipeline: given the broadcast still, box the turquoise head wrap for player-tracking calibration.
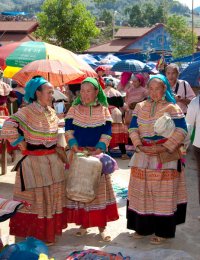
[24,77,49,103]
[148,74,176,104]
[73,77,108,107]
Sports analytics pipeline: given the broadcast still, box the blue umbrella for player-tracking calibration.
[180,60,200,87]
[99,54,121,65]
[78,54,99,68]
[111,59,151,73]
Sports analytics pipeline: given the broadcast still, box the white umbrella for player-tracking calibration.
[53,89,68,101]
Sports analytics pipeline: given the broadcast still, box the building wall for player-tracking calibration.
[126,26,171,52]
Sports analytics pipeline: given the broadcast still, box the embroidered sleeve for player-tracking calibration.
[1,116,24,146]
[104,107,113,122]
[95,121,112,151]
[65,118,78,148]
[65,107,78,148]
[128,103,142,148]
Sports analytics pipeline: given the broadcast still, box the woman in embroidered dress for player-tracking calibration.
[127,74,188,244]
[1,77,67,245]
[104,78,129,159]
[65,77,119,241]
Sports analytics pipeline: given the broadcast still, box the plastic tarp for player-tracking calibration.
[179,60,200,87]
[172,52,200,63]
[1,12,27,16]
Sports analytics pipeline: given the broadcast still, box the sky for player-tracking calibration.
[177,0,199,9]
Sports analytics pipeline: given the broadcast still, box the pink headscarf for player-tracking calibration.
[120,72,132,88]
[134,74,145,87]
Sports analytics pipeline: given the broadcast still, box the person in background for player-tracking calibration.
[0,69,12,116]
[96,66,106,89]
[0,73,19,160]
[124,74,148,126]
[65,77,119,241]
[7,90,18,115]
[165,63,195,115]
[127,74,188,245]
[104,78,129,160]
[186,92,200,219]
[117,72,132,92]
[12,81,25,108]
[1,76,67,245]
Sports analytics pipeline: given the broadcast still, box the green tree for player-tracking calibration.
[99,9,113,26]
[125,4,145,27]
[125,3,165,27]
[35,0,100,52]
[166,15,198,58]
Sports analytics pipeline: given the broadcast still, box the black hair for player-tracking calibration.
[29,85,43,103]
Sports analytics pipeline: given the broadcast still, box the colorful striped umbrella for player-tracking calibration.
[12,60,85,87]
[111,59,152,73]
[0,41,97,81]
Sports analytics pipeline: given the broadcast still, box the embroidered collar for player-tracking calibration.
[33,101,51,113]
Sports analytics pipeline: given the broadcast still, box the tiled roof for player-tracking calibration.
[87,39,134,53]
[0,33,37,46]
[115,27,152,38]
[115,26,200,38]
[0,21,38,32]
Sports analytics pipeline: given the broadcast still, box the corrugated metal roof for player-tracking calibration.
[87,39,134,53]
[0,33,37,46]
[115,26,200,38]
[115,27,152,38]
[0,21,38,32]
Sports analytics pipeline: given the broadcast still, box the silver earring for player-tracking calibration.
[162,94,165,100]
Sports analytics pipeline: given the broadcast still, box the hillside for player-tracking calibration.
[0,0,193,15]
[0,0,44,13]
[194,6,200,13]
[1,0,200,26]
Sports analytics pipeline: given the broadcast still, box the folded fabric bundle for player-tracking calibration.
[0,197,23,222]
[95,153,118,174]
[66,249,130,260]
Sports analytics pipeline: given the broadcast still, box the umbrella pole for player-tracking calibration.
[61,71,64,84]
[59,70,64,87]
[10,103,13,115]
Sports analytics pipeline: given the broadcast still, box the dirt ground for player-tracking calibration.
[0,145,200,259]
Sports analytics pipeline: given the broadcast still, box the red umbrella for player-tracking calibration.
[12,59,85,87]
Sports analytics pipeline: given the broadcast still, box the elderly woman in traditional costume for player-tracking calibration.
[1,76,67,245]
[65,77,119,241]
[127,74,188,244]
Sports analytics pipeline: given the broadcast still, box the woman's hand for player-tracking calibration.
[18,141,27,151]
[56,113,65,119]
[71,145,79,153]
[138,145,167,155]
[89,148,102,156]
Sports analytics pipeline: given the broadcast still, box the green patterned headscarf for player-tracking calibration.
[72,77,108,107]
[148,74,176,104]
